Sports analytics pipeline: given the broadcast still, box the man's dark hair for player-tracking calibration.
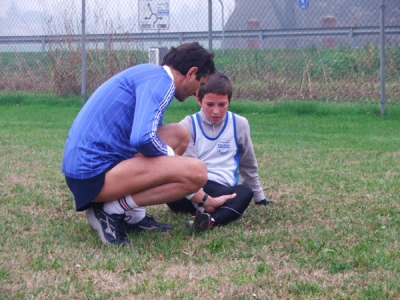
[162,42,215,80]
[197,71,233,102]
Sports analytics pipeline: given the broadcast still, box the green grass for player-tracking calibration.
[1,94,399,299]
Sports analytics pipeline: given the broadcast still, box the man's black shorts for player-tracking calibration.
[65,161,121,211]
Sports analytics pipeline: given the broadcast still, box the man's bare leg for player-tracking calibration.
[121,123,193,232]
[94,154,207,205]
[86,123,204,245]
[93,123,204,205]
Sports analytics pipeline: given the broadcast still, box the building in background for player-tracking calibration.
[224,0,400,48]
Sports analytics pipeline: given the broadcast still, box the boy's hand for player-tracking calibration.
[203,193,237,213]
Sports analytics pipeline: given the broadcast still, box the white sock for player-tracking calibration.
[185,193,195,200]
[167,145,175,156]
[103,195,139,215]
[125,206,146,224]
[191,202,205,213]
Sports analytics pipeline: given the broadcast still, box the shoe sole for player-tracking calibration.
[126,226,173,233]
[85,207,108,245]
[125,223,174,233]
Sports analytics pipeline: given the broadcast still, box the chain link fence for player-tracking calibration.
[0,0,399,103]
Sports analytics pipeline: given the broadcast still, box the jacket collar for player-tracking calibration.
[198,109,226,127]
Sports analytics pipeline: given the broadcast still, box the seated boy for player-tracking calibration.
[167,71,272,230]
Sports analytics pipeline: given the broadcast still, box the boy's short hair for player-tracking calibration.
[162,42,215,80]
[197,71,233,102]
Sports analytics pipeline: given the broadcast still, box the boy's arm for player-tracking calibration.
[236,115,268,203]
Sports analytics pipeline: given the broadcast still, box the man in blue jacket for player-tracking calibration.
[62,42,235,246]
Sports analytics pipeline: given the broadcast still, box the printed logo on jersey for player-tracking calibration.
[217,139,230,155]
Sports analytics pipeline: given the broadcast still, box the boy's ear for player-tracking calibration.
[196,95,202,106]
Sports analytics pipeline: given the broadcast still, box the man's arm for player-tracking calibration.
[130,77,175,157]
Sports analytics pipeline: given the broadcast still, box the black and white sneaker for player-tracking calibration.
[85,204,130,246]
[125,215,173,232]
[187,213,215,231]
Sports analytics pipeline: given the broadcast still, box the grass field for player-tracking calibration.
[0,94,399,299]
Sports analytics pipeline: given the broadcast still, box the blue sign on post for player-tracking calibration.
[298,0,309,10]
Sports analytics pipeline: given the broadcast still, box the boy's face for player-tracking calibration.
[197,93,229,124]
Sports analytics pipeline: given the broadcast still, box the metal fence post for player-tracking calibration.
[208,0,212,51]
[41,36,46,54]
[218,0,225,54]
[81,0,87,104]
[380,0,386,116]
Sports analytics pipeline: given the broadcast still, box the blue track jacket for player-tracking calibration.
[62,64,175,179]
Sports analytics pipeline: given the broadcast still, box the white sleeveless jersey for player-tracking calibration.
[190,111,239,186]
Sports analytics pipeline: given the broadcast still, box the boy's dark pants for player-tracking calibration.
[167,180,253,226]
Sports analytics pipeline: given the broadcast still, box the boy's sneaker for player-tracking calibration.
[125,215,173,232]
[187,213,214,231]
[85,204,130,246]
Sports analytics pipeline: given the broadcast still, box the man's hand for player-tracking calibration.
[255,199,274,206]
[203,193,237,213]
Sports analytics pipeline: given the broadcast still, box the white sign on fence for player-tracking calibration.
[138,0,170,30]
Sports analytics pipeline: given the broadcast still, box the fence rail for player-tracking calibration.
[1,26,400,49]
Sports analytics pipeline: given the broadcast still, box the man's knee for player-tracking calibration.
[187,159,207,189]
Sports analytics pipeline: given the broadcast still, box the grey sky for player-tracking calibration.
[1,0,235,35]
